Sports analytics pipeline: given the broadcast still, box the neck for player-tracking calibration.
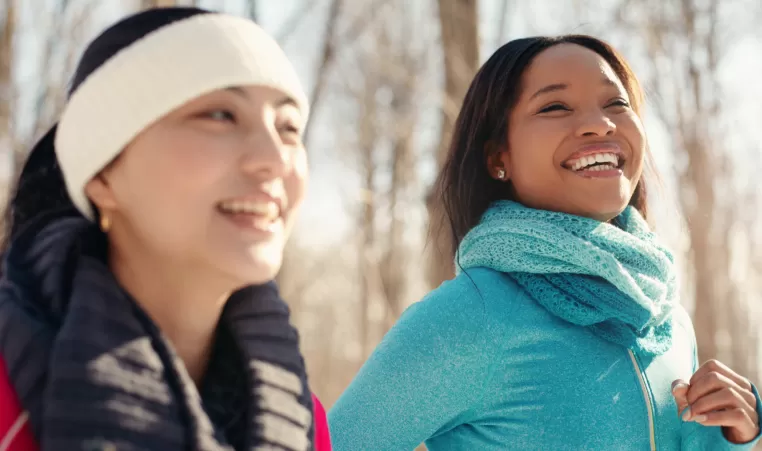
[107,234,233,385]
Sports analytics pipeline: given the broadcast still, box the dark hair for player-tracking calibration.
[436,35,656,258]
[0,7,212,253]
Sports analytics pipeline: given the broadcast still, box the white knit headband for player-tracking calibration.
[55,13,309,220]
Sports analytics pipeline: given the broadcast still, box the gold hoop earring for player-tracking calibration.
[100,213,111,233]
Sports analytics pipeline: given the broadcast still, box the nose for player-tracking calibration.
[240,126,290,178]
[575,109,616,137]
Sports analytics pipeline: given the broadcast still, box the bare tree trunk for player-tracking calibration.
[276,0,342,314]
[246,0,257,21]
[357,61,379,359]
[618,0,759,379]
[140,0,178,9]
[0,0,15,150]
[380,77,416,329]
[425,0,479,288]
[301,0,342,144]
[0,0,15,212]
[375,1,420,328]
[495,0,511,48]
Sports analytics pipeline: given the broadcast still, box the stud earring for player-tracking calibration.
[497,169,506,180]
[100,213,111,233]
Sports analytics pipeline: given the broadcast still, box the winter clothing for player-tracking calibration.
[0,7,325,450]
[56,8,308,219]
[0,211,316,450]
[328,202,762,450]
[457,200,676,355]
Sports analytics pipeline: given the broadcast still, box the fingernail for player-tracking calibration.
[681,407,692,421]
[672,382,688,392]
[693,414,707,423]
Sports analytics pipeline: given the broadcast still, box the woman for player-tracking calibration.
[0,7,330,451]
[328,35,761,450]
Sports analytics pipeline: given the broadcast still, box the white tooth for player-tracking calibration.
[595,154,605,163]
[239,202,278,218]
[223,202,272,217]
[243,203,259,214]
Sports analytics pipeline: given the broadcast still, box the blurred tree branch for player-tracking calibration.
[301,0,394,144]
[613,0,759,383]
[0,0,16,162]
[140,0,179,8]
[246,0,257,21]
[494,0,512,48]
[302,0,342,144]
[425,0,479,288]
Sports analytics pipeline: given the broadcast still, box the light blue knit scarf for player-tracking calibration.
[457,200,678,356]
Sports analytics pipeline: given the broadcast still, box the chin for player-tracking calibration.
[223,250,283,287]
[571,183,635,221]
[585,205,629,222]
[567,196,629,222]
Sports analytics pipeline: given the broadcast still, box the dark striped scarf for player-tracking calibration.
[0,210,314,450]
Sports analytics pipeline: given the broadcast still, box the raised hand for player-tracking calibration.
[672,359,760,444]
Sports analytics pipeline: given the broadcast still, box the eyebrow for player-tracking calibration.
[225,86,299,109]
[529,78,619,100]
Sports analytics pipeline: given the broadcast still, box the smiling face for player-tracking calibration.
[85,85,308,287]
[489,43,646,221]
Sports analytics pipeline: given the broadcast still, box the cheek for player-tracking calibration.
[114,135,232,233]
[285,150,308,214]
[618,114,646,170]
[508,121,567,174]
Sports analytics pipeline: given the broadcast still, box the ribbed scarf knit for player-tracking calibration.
[0,211,314,450]
[457,201,678,356]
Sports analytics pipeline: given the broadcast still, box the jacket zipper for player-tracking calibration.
[628,349,656,451]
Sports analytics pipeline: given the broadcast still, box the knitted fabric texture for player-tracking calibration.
[55,12,309,220]
[457,200,677,355]
[0,210,315,450]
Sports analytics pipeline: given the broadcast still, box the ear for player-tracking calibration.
[485,141,511,181]
[84,174,118,212]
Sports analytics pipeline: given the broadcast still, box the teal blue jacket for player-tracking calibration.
[328,268,762,450]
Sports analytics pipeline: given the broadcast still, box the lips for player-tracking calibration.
[217,198,283,234]
[566,152,622,172]
[218,200,279,219]
[562,143,626,173]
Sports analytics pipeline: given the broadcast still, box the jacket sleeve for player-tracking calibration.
[327,280,495,451]
[0,357,38,451]
[311,393,332,451]
[681,330,762,450]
